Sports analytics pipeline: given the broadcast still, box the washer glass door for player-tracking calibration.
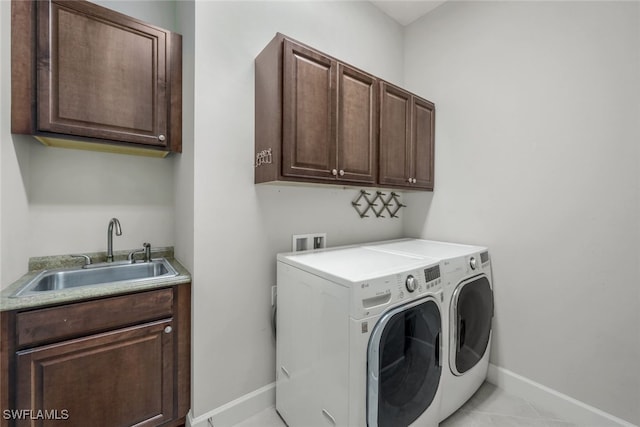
[367,297,441,427]
[451,275,494,375]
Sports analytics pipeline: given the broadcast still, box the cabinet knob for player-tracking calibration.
[164,326,172,334]
[158,134,166,142]
[412,178,417,184]
[407,178,412,183]
[339,170,345,176]
[331,169,338,176]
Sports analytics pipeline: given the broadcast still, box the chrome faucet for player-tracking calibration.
[107,218,122,262]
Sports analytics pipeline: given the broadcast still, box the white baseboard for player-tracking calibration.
[187,382,276,427]
[186,367,637,427]
[487,364,636,427]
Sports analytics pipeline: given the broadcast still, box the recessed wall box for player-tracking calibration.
[292,233,327,252]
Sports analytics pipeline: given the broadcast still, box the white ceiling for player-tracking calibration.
[370,0,447,26]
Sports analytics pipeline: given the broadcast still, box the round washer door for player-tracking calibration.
[367,297,442,427]
[450,275,494,375]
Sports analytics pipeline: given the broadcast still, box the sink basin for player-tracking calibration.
[11,258,179,298]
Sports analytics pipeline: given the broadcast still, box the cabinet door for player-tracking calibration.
[379,83,412,187]
[282,39,337,180]
[337,65,377,184]
[37,1,169,148]
[16,319,174,427]
[411,97,435,190]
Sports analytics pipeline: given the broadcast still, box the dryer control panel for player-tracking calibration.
[441,251,492,291]
[352,264,443,319]
[469,251,491,271]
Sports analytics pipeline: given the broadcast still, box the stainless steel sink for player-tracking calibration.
[11,258,178,298]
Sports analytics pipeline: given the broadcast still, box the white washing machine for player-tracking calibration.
[276,246,444,427]
[365,239,494,422]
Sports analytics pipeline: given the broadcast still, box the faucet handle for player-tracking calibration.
[128,248,145,263]
[71,254,92,267]
[129,243,152,263]
[143,242,151,262]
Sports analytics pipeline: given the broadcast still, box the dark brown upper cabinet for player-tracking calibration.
[255,34,435,191]
[337,64,378,184]
[379,82,435,190]
[256,34,377,185]
[11,0,182,157]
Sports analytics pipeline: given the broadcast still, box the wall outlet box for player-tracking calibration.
[292,233,327,252]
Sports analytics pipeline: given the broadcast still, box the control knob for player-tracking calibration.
[405,275,417,293]
[469,257,477,270]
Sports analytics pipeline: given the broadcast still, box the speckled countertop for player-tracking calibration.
[0,247,191,312]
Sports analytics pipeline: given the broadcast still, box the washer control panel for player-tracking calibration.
[405,275,417,292]
[395,267,442,301]
[354,264,443,318]
[424,264,441,285]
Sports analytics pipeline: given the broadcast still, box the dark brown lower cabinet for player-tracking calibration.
[1,284,191,427]
[16,320,173,427]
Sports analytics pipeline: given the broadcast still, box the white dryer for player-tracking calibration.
[365,239,494,421]
[276,246,444,427]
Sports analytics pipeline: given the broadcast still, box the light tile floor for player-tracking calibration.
[232,382,577,427]
[440,382,577,427]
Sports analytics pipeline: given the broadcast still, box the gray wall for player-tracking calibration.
[0,0,30,287]
[0,1,179,286]
[189,1,406,416]
[2,0,638,424]
[174,0,195,271]
[403,2,640,424]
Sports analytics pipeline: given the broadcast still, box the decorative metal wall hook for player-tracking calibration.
[386,192,406,218]
[351,190,373,218]
[351,190,405,218]
[371,192,387,218]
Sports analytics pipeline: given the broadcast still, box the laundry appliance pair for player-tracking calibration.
[275,239,494,427]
